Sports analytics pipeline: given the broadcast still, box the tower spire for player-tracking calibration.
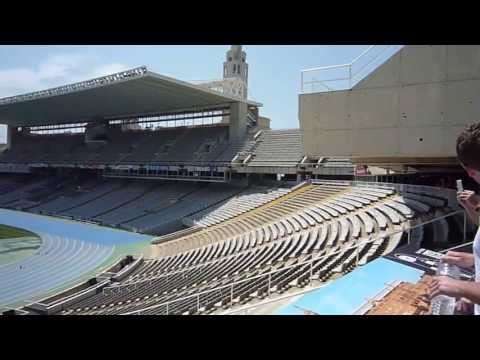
[223,45,248,99]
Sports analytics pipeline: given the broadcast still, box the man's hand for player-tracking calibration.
[455,298,474,315]
[429,276,466,299]
[457,190,480,210]
[442,251,475,268]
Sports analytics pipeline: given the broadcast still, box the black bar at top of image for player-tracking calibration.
[0,12,479,45]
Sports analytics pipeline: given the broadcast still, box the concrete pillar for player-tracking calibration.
[297,173,303,183]
[6,125,14,150]
[229,101,248,142]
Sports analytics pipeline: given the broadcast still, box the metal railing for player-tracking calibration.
[0,67,148,105]
[189,78,247,100]
[103,166,230,183]
[189,78,258,102]
[311,178,459,208]
[121,241,365,315]
[300,45,404,94]
[224,211,469,315]
[119,210,467,315]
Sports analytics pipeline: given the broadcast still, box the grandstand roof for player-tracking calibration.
[0,66,262,127]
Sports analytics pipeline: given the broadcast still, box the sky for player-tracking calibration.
[0,45,372,143]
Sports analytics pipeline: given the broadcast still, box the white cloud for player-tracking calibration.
[0,53,131,143]
[38,55,86,79]
[0,53,130,98]
[0,69,40,98]
[88,63,131,79]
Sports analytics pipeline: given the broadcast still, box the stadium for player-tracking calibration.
[0,45,478,315]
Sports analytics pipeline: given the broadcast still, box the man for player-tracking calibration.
[429,123,480,314]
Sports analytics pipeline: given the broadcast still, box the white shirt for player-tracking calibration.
[474,227,480,315]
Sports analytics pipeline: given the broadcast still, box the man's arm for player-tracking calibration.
[457,190,480,225]
[430,276,480,305]
[456,297,475,315]
[464,206,480,226]
[442,251,475,268]
[457,281,480,305]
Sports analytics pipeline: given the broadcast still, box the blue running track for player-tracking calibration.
[0,209,151,246]
[0,209,152,308]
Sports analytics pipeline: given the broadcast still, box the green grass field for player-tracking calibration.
[0,225,41,266]
[0,224,38,240]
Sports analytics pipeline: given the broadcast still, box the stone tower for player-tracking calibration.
[223,45,248,99]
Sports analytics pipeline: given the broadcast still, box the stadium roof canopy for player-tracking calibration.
[0,66,262,127]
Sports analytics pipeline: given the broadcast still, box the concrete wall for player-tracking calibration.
[229,102,248,141]
[299,45,480,159]
[258,116,271,130]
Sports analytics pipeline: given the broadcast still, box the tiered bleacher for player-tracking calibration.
[0,124,251,166]
[121,183,248,234]
[29,178,123,215]
[245,129,304,167]
[184,186,292,227]
[315,157,355,175]
[24,180,460,315]
[0,176,64,208]
[0,174,293,235]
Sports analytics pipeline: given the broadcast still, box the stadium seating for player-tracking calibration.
[184,186,292,227]
[0,176,58,206]
[62,181,146,220]
[39,180,458,315]
[0,124,247,166]
[28,178,103,214]
[215,139,257,163]
[0,126,310,175]
[121,183,247,234]
[0,173,291,236]
[246,129,304,167]
[0,133,84,164]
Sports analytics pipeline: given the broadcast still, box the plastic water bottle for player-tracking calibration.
[456,179,464,192]
[431,260,460,315]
